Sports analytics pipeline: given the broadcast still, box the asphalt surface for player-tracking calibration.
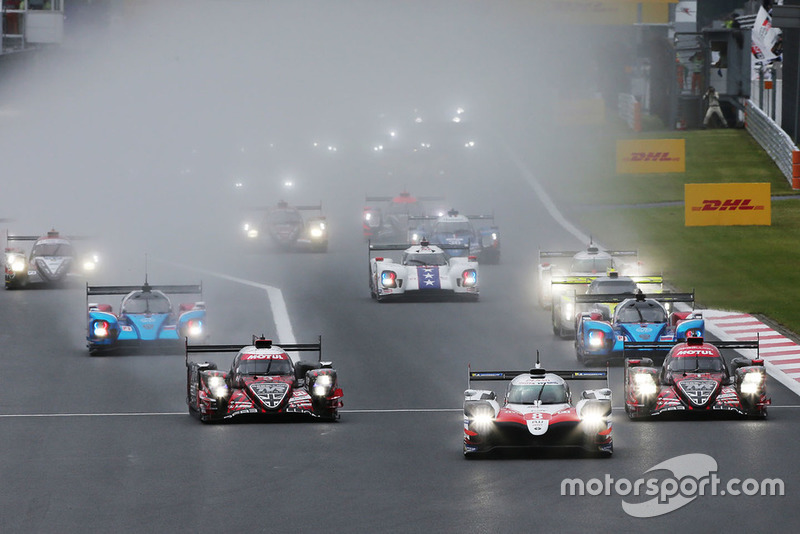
[1,132,798,534]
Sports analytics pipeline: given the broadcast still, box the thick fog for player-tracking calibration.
[0,0,614,277]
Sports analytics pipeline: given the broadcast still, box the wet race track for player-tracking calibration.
[0,3,797,532]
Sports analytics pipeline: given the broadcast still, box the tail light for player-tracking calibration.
[380,271,397,288]
[462,269,477,287]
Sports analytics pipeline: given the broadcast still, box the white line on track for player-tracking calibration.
[3,406,800,418]
[151,258,296,344]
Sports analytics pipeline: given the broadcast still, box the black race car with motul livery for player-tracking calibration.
[624,336,770,419]
[186,337,343,423]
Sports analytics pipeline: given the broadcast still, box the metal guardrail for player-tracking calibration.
[618,93,641,132]
[745,99,799,188]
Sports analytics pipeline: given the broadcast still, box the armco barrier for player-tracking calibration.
[618,93,641,132]
[745,99,800,189]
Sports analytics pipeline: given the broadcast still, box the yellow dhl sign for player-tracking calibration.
[617,139,685,173]
[685,183,771,226]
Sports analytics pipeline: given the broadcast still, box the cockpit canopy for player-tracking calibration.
[121,290,172,314]
[402,251,448,266]
[32,241,74,259]
[615,299,667,324]
[269,209,303,225]
[666,355,725,373]
[507,383,569,405]
[234,352,294,376]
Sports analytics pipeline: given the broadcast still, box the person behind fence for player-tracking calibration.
[703,86,728,128]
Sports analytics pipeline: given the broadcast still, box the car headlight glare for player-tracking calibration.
[11,258,25,272]
[207,375,229,399]
[462,269,477,287]
[93,320,109,338]
[588,330,605,348]
[741,372,763,395]
[634,373,657,396]
[310,227,323,238]
[380,271,397,288]
[470,409,494,433]
[563,302,574,321]
[187,320,203,337]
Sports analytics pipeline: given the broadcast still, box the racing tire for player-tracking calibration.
[88,348,105,357]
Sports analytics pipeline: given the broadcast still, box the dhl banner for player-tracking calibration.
[685,183,771,226]
[616,139,686,173]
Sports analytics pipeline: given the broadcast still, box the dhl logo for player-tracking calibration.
[691,199,765,212]
[624,152,680,162]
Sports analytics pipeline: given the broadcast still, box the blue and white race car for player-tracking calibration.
[575,290,702,366]
[86,281,207,355]
[368,239,479,301]
[408,209,500,264]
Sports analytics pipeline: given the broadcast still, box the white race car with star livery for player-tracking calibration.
[369,239,479,301]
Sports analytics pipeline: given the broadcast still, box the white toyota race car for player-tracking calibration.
[369,240,479,302]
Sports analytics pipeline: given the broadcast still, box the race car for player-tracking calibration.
[537,243,638,308]
[369,239,479,301]
[185,336,343,423]
[408,209,500,264]
[463,357,612,457]
[5,230,99,289]
[242,201,328,252]
[623,336,769,419]
[362,192,445,243]
[551,271,663,338]
[575,290,702,366]
[86,281,207,355]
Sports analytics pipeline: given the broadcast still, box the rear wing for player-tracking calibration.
[368,241,470,258]
[624,340,759,357]
[576,291,694,305]
[87,283,203,296]
[295,204,323,212]
[185,336,322,364]
[539,249,638,260]
[365,195,445,203]
[468,369,608,381]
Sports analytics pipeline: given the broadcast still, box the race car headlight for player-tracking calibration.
[741,372,764,395]
[462,269,477,287]
[411,232,420,243]
[310,226,325,238]
[364,212,372,221]
[491,232,497,241]
[10,257,25,272]
[634,373,657,396]
[563,302,574,321]
[312,374,333,397]
[469,408,495,433]
[247,229,259,239]
[588,330,605,348]
[207,375,229,399]
[380,270,397,288]
[186,319,203,338]
[92,320,109,338]
[580,409,607,431]
[83,256,98,272]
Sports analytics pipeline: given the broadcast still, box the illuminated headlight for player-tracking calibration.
[563,302,574,321]
[92,320,109,338]
[470,409,495,433]
[187,320,203,337]
[207,375,229,399]
[83,256,98,271]
[247,229,259,239]
[634,373,657,396]
[380,270,397,288]
[462,269,477,287]
[491,232,497,241]
[364,212,372,221]
[465,141,475,148]
[9,256,25,272]
[411,232,420,242]
[581,409,607,430]
[310,226,324,238]
[588,330,605,348]
[312,374,333,397]
[741,372,764,395]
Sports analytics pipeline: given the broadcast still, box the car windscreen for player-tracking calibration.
[433,221,472,235]
[668,357,724,373]
[269,210,302,224]
[122,292,172,314]
[236,359,293,376]
[507,384,568,404]
[403,252,448,266]
[616,301,666,323]
[32,243,74,257]
[387,202,425,217]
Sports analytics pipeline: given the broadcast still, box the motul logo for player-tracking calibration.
[691,199,765,211]
[624,152,679,162]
